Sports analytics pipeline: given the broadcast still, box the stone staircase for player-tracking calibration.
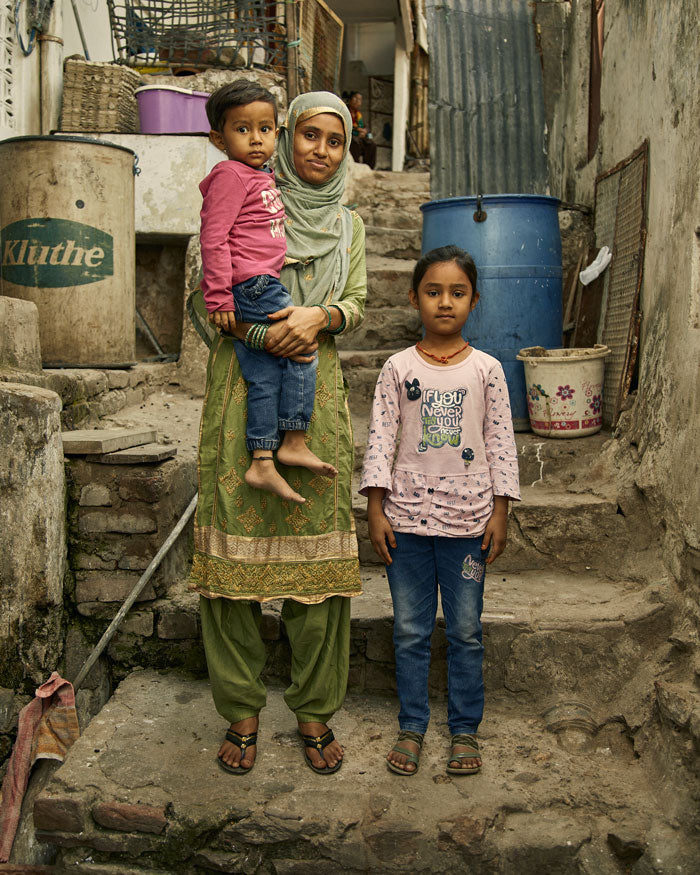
[29,171,695,873]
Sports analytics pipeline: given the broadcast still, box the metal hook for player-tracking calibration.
[473,194,487,222]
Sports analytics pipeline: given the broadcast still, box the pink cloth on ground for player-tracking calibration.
[0,672,80,862]
[199,160,287,313]
[359,346,521,537]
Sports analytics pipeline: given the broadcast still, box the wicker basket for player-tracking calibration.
[59,59,141,133]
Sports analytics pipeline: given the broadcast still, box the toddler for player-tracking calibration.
[360,245,520,776]
[200,80,337,505]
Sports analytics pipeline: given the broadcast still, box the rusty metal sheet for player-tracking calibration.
[425,0,549,199]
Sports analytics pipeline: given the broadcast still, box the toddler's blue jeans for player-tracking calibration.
[231,274,317,451]
[385,531,488,736]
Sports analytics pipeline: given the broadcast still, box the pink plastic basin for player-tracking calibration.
[135,86,210,134]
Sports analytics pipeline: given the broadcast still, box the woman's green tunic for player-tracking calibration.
[189,213,366,604]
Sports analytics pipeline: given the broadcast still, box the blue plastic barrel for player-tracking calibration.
[420,195,562,430]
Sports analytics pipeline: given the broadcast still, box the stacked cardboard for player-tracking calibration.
[59,59,141,133]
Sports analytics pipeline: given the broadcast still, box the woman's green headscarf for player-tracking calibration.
[275,91,355,309]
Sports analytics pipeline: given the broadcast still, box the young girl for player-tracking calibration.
[360,245,520,776]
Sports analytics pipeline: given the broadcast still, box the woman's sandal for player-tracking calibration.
[446,733,481,775]
[299,728,342,775]
[387,730,424,776]
[217,728,257,775]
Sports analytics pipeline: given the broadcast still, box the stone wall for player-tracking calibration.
[63,454,199,722]
[547,0,700,817]
[0,382,66,765]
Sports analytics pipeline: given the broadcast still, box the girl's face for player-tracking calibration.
[409,260,479,338]
[293,112,346,185]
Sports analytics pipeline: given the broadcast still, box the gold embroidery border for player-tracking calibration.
[189,551,362,604]
[195,524,358,564]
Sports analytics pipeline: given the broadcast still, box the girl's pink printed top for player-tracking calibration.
[199,160,287,313]
[359,346,521,537]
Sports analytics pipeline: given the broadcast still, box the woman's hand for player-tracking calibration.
[481,496,509,564]
[266,306,326,357]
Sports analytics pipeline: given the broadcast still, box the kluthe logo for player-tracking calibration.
[1,218,114,288]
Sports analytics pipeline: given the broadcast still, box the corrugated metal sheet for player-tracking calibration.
[426,0,549,199]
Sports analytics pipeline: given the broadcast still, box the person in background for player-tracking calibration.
[344,91,377,169]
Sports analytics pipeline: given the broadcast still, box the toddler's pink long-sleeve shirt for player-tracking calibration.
[199,160,287,313]
[359,346,521,537]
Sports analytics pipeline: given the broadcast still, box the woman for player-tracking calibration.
[188,91,367,775]
[345,91,377,169]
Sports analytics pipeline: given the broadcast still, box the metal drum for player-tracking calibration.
[0,135,136,367]
[420,194,562,430]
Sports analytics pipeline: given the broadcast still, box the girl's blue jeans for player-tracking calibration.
[232,274,317,451]
[385,531,488,736]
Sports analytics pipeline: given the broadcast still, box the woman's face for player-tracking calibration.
[293,112,346,185]
[349,93,362,110]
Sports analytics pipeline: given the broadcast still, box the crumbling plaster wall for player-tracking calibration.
[550,0,700,599]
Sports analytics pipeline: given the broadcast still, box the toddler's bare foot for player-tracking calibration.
[277,435,338,478]
[245,457,305,504]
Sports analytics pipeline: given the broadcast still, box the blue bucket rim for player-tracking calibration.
[420,194,561,213]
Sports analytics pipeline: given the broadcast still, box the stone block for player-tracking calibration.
[260,612,281,640]
[107,370,130,390]
[0,686,31,732]
[92,801,167,834]
[34,794,85,832]
[117,471,166,504]
[78,370,109,398]
[78,510,157,534]
[157,610,198,639]
[79,484,112,507]
[75,572,156,604]
[0,296,42,372]
[73,553,118,571]
[120,612,154,637]
[90,832,160,854]
[117,554,150,571]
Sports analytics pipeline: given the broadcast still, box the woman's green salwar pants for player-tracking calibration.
[200,595,351,724]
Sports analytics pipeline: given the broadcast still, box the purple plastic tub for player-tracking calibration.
[135,86,210,134]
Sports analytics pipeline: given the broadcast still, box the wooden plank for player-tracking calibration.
[94,444,177,465]
[62,428,157,455]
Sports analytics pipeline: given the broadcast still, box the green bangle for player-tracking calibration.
[316,304,333,331]
[326,306,346,335]
[253,324,266,350]
[244,325,258,348]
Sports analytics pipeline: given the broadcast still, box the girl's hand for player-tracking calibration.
[266,306,326,357]
[367,488,396,565]
[481,496,509,564]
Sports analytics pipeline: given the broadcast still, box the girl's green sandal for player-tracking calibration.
[446,733,481,775]
[387,730,424,776]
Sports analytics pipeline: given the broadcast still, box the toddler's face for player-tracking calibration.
[210,100,277,168]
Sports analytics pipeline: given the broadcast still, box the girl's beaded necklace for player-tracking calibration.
[416,341,470,364]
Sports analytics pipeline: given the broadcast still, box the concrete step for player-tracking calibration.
[356,205,424,230]
[96,564,670,714]
[351,476,663,577]
[1,362,176,430]
[34,668,685,874]
[362,169,431,194]
[364,225,422,260]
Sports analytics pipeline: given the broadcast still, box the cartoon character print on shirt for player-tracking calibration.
[405,378,421,400]
[462,554,485,583]
[417,386,468,452]
[462,447,474,469]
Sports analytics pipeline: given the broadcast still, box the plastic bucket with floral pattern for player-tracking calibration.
[516,345,610,438]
